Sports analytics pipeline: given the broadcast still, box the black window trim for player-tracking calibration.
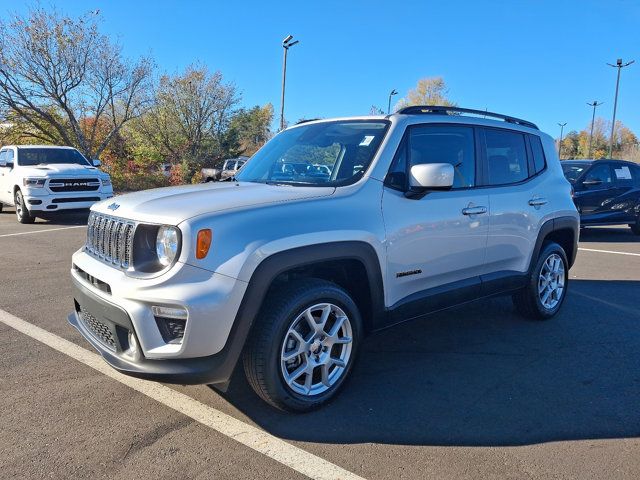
[527,133,548,176]
[384,123,552,193]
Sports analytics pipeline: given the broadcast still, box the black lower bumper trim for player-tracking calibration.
[68,275,238,385]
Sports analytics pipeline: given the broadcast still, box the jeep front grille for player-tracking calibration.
[86,212,135,269]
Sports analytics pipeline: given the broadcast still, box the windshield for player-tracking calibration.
[235,120,389,186]
[561,162,590,183]
[17,147,91,167]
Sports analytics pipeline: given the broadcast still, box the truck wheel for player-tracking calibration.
[512,242,568,320]
[14,190,35,224]
[630,219,640,235]
[0,202,3,213]
[243,278,362,412]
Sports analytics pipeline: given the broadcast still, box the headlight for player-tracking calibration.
[156,226,179,266]
[23,178,46,188]
[101,177,112,186]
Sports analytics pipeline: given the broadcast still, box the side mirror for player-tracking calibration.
[0,160,5,168]
[582,178,602,187]
[409,163,454,190]
[0,160,13,169]
[92,159,101,167]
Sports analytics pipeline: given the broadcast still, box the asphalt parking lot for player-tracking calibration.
[1,207,639,480]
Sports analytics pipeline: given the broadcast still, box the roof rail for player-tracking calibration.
[396,105,539,130]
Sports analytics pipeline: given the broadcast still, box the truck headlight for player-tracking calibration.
[23,178,46,188]
[101,177,112,187]
[156,226,180,266]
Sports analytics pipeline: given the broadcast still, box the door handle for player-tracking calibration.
[528,197,548,207]
[462,205,487,215]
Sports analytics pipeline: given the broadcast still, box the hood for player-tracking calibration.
[91,182,336,224]
[20,163,108,178]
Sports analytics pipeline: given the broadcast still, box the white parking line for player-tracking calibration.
[0,308,365,480]
[578,247,640,257]
[0,225,85,238]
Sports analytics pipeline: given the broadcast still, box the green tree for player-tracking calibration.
[228,104,274,157]
[134,64,239,177]
[395,77,455,111]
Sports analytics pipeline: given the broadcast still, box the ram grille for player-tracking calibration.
[85,212,135,269]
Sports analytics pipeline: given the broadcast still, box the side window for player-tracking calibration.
[483,129,528,185]
[0,150,6,164]
[408,125,475,188]
[529,135,546,174]
[612,164,633,187]
[584,163,612,186]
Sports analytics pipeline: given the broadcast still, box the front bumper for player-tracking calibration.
[24,191,113,212]
[68,275,246,385]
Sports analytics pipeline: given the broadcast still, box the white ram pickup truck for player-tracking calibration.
[0,145,113,223]
[68,106,579,412]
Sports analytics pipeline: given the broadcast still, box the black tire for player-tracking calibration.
[630,220,640,235]
[0,202,3,213]
[243,278,362,412]
[513,241,569,320]
[14,189,35,224]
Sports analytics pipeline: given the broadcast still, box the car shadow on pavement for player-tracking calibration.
[216,279,640,447]
[580,226,640,243]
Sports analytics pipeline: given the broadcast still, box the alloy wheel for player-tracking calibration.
[538,253,565,309]
[280,303,353,396]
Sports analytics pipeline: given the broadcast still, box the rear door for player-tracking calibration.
[481,128,547,280]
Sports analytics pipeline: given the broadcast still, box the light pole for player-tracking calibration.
[387,89,398,114]
[586,100,603,158]
[607,58,634,157]
[280,35,299,131]
[557,122,567,158]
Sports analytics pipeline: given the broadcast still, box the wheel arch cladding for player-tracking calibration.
[531,216,579,271]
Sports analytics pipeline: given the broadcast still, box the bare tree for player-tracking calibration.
[0,7,153,158]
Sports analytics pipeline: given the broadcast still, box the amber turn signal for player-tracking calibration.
[196,229,212,259]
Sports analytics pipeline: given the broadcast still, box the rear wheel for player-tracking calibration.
[243,278,361,412]
[513,242,568,320]
[14,189,35,224]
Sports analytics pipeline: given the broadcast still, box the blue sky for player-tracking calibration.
[4,0,640,137]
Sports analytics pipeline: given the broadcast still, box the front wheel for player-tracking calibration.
[243,278,361,412]
[14,189,35,224]
[513,242,569,320]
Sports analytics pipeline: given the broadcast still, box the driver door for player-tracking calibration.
[382,124,489,321]
[0,149,11,204]
[573,162,615,221]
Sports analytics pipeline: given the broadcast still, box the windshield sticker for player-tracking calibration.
[359,135,375,147]
[614,166,631,180]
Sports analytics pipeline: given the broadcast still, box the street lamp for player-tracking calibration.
[557,122,567,158]
[606,58,634,157]
[280,35,300,131]
[586,100,603,158]
[387,89,398,114]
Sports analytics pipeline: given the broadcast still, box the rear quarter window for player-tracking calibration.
[529,135,546,174]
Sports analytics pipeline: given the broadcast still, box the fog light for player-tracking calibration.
[128,331,138,352]
[152,305,188,320]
